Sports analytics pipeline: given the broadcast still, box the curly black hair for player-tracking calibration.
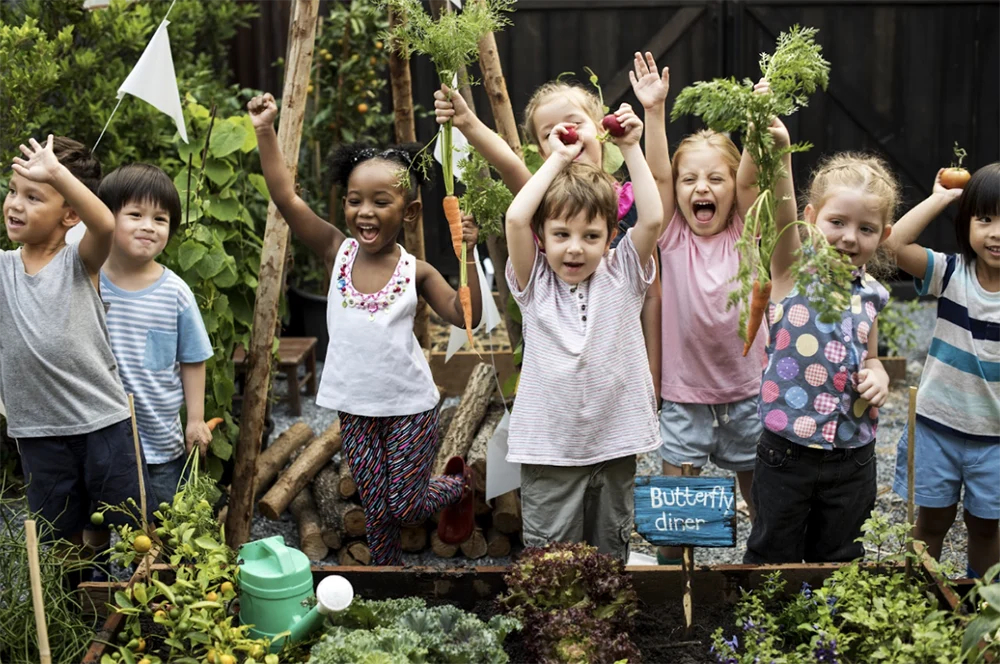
[327,142,428,202]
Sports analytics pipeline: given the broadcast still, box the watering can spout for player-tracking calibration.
[270,576,355,649]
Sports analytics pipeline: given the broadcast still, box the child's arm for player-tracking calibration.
[630,52,673,234]
[12,135,115,278]
[858,320,890,407]
[611,103,664,266]
[417,213,483,328]
[248,93,344,263]
[504,125,581,289]
[180,362,211,457]
[883,170,963,279]
[434,84,532,194]
[735,80,772,221]
[764,117,798,298]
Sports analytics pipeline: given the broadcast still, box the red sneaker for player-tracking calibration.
[437,456,475,545]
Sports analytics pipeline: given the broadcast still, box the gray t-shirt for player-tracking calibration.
[0,244,130,437]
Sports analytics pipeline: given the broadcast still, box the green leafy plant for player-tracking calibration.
[876,296,920,356]
[458,145,513,240]
[313,597,520,664]
[501,542,640,663]
[709,512,966,664]
[672,26,851,340]
[963,563,1000,662]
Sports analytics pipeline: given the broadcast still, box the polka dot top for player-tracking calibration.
[758,271,889,449]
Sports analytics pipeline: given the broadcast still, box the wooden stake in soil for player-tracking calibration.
[25,520,52,664]
[905,385,917,578]
[226,0,320,549]
[681,462,695,638]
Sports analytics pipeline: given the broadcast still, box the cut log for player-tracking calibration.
[438,404,458,440]
[401,525,427,553]
[492,490,521,534]
[433,363,495,475]
[289,489,328,561]
[257,422,314,491]
[338,458,357,500]
[485,527,511,558]
[430,530,458,558]
[258,421,342,520]
[474,492,492,517]
[311,462,344,549]
[337,541,371,566]
[466,404,505,494]
[459,527,487,559]
[342,503,367,539]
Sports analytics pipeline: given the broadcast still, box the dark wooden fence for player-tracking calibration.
[229,0,999,284]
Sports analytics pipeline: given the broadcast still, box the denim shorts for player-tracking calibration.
[659,396,762,472]
[147,454,189,508]
[894,421,1000,520]
[17,418,154,540]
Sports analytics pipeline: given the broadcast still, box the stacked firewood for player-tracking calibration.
[248,362,521,564]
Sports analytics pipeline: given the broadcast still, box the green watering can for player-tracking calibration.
[238,536,353,651]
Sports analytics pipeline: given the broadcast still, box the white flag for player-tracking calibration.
[118,19,188,142]
[444,247,502,360]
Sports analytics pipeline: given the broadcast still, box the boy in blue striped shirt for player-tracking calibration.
[98,163,214,507]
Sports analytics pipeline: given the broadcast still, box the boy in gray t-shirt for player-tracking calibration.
[0,135,152,551]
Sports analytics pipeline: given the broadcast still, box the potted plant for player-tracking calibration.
[876,296,921,383]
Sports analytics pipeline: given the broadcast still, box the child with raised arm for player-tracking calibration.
[98,163,215,506]
[745,150,897,564]
[888,164,999,578]
[248,93,481,565]
[504,103,663,561]
[0,136,151,547]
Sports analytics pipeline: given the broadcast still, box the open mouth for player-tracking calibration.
[986,245,1000,258]
[692,201,716,224]
[357,223,379,243]
[564,261,584,271]
[6,216,25,229]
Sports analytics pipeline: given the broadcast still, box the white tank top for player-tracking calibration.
[316,238,439,416]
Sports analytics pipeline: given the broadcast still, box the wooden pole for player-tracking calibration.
[127,394,147,532]
[25,520,52,664]
[905,386,917,578]
[226,0,320,549]
[387,6,429,348]
[681,462,694,637]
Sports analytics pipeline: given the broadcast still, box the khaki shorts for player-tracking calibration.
[520,454,636,562]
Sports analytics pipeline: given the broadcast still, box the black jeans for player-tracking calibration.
[744,429,877,564]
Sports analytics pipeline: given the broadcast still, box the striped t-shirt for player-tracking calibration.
[505,228,660,466]
[915,250,1000,444]
[100,268,213,464]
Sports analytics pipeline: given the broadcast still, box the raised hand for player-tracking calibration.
[629,51,670,110]
[547,123,586,163]
[933,168,964,202]
[247,93,279,131]
[608,103,643,148]
[461,213,479,249]
[12,135,62,184]
[434,84,473,129]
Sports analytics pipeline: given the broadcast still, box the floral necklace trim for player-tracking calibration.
[336,240,411,321]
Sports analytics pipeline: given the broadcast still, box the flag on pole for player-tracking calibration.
[118,19,188,142]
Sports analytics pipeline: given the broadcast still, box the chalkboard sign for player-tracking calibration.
[634,476,737,548]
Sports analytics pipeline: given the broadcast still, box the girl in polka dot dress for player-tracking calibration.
[744,153,899,564]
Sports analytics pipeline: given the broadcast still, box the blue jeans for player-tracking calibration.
[147,454,188,507]
[744,430,877,564]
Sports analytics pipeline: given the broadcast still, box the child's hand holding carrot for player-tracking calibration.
[434,84,474,131]
[460,212,479,250]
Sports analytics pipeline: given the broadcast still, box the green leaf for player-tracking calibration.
[210,435,233,460]
[178,240,207,272]
[602,143,624,174]
[501,371,520,398]
[114,591,133,609]
[196,248,227,279]
[248,173,271,202]
[207,195,241,221]
[240,114,258,152]
[506,294,521,324]
[194,536,220,550]
[512,341,522,365]
[177,140,202,168]
[203,158,234,186]
[214,259,239,288]
[210,118,248,158]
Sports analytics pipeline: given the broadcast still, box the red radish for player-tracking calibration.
[559,127,579,145]
[602,114,626,137]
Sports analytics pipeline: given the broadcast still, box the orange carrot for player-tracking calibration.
[443,195,463,260]
[743,280,772,356]
[206,417,224,431]
[459,285,475,349]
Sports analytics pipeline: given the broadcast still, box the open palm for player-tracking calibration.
[629,51,670,109]
[12,136,61,184]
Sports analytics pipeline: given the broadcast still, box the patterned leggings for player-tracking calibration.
[339,407,464,565]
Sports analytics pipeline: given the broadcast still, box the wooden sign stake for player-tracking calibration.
[225,0,320,549]
[25,520,52,664]
[905,385,917,578]
[681,462,694,637]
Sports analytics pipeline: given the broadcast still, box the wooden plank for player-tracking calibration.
[602,6,705,107]
[429,350,515,398]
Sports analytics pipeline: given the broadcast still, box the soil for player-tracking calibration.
[472,598,736,664]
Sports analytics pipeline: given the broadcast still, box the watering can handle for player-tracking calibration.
[259,538,297,574]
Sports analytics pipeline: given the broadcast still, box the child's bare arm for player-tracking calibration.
[180,362,211,457]
[630,52,673,233]
[765,118,799,296]
[505,125,580,289]
[860,320,890,407]
[435,84,531,194]
[248,93,344,263]
[735,80,771,220]
[417,213,483,328]
[12,135,115,277]
[612,104,663,266]
[884,170,962,279]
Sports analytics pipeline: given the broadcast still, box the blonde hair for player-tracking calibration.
[522,81,604,147]
[532,162,618,240]
[805,152,901,278]
[671,129,741,179]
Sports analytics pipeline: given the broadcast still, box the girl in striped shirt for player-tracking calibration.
[503,105,664,561]
[888,163,1000,578]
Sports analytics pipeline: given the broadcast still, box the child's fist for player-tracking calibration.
[12,135,62,184]
[434,84,472,129]
[629,51,669,110]
[547,123,585,163]
[185,420,213,458]
[606,103,643,147]
[461,213,479,249]
[856,368,889,407]
[247,93,278,130]
[753,78,770,95]
[932,169,964,202]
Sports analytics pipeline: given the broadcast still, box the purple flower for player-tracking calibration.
[801,582,813,599]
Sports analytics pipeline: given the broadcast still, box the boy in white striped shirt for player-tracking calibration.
[98,164,214,507]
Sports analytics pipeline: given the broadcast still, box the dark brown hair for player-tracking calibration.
[954,162,1000,265]
[98,163,183,237]
[52,136,102,195]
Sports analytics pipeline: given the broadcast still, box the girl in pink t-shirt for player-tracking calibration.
[630,53,769,564]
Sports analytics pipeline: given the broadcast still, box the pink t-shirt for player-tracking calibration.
[657,209,767,404]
